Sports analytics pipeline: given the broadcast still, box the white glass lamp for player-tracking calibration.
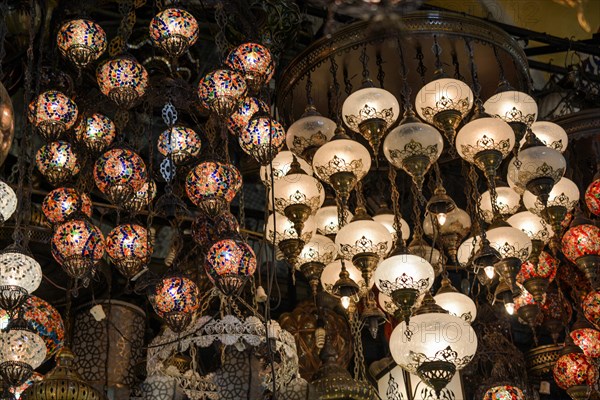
[483,89,537,142]
[479,186,521,223]
[265,213,316,246]
[0,325,46,386]
[321,259,369,297]
[296,234,338,296]
[523,177,579,234]
[527,121,568,153]
[434,278,478,323]
[259,150,313,187]
[507,211,553,245]
[0,180,17,224]
[373,212,411,244]
[0,246,43,315]
[415,77,474,143]
[486,225,532,290]
[314,205,353,238]
[286,105,336,160]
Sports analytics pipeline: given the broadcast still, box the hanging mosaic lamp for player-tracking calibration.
[570,311,600,359]
[516,250,558,303]
[157,125,202,165]
[239,114,286,165]
[483,385,525,400]
[553,346,598,400]
[0,319,46,387]
[94,147,148,205]
[51,218,105,282]
[42,187,92,225]
[28,90,78,141]
[74,113,116,154]
[191,211,239,250]
[123,180,157,214]
[205,238,257,296]
[56,19,107,68]
[185,160,242,217]
[149,8,199,58]
[562,223,600,287]
[225,42,274,92]
[197,69,247,119]
[583,290,600,330]
[8,372,42,399]
[0,295,64,360]
[0,180,17,224]
[97,56,149,109]
[106,223,153,279]
[152,276,200,333]
[585,174,600,217]
[227,96,269,136]
[0,245,42,317]
[35,141,80,186]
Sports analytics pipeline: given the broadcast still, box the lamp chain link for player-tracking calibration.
[468,163,488,241]
[238,184,246,234]
[396,35,412,109]
[376,49,385,89]
[350,309,367,382]
[343,65,353,97]
[388,166,404,243]
[0,0,7,77]
[329,55,341,121]
[452,51,464,81]
[415,45,427,85]
[355,181,367,211]
[305,70,313,105]
[360,45,370,82]
[432,34,443,72]
[410,182,425,240]
[466,38,483,109]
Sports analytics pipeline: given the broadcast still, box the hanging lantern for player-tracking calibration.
[123,180,157,213]
[56,19,107,68]
[408,238,444,276]
[486,225,532,291]
[228,97,269,138]
[0,246,42,316]
[415,77,474,143]
[205,238,257,296]
[314,205,352,239]
[373,210,411,244]
[434,277,477,323]
[198,69,247,119]
[42,187,92,225]
[51,218,105,282]
[342,82,399,156]
[225,42,274,92]
[0,180,17,224]
[383,111,444,189]
[570,312,600,359]
[296,234,338,296]
[321,259,368,298]
[514,286,541,327]
[0,296,64,361]
[191,211,239,250]
[239,115,286,165]
[149,8,199,58]
[423,208,471,264]
[312,128,372,202]
[562,224,600,287]
[185,160,241,217]
[266,212,316,265]
[74,113,116,154]
[479,185,521,223]
[272,157,324,236]
[0,321,46,387]
[106,223,153,279]
[94,147,148,205]
[527,121,568,153]
[516,251,558,303]
[483,87,538,142]
[583,290,600,330]
[28,91,78,141]
[152,276,200,333]
[97,56,149,109]
[36,141,80,186]
[157,125,202,165]
[585,177,600,217]
[523,177,579,234]
[259,150,313,187]
[541,285,573,343]
[389,295,477,398]
[456,111,515,178]
[286,105,336,161]
[483,385,525,400]
[553,349,598,400]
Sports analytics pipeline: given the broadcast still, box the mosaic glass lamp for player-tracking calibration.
[57,19,107,68]
[97,56,149,109]
[149,8,199,58]
[28,91,78,141]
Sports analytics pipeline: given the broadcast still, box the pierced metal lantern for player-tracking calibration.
[205,238,257,296]
[74,113,116,153]
[28,91,78,141]
[97,57,149,109]
[0,295,64,361]
[152,276,200,333]
[42,187,92,225]
[94,148,148,205]
[22,347,106,400]
[0,245,42,317]
[57,19,107,68]
[0,180,17,224]
[226,42,274,92]
[157,125,202,165]
[239,115,286,165]
[197,69,247,119]
[149,8,199,58]
[228,97,269,136]
[51,218,105,282]
[185,160,242,217]
[106,223,153,279]
[35,141,80,186]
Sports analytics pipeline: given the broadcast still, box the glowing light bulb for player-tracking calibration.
[341,296,351,309]
[437,212,447,226]
[484,266,495,279]
[505,302,515,315]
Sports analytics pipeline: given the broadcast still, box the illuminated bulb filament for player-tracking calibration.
[341,296,351,309]
[505,302,515,315]
[437,212,447,226]
[484,266,495,279]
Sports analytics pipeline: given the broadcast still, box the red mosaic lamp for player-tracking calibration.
[149,8,199,58]
[42,187,92,225]
[35,141,80,186]
[562,215,600,288]
[583,289,600,330]
[239,115,286,165]
[152,276,200,333]
[197,69,247,119]
[584,171,600,217]
[96,56,149,109]
[185,160,242,217]
[74,113,116,154]
[205,238,257,296]
[93,147,148,205]
[225,42,274,92]
[553,338,598,400]
[106,223,153,279]
[570,310,600,359]
[28,90,78,141]
[57,19,107,68]
[157,125,202,165]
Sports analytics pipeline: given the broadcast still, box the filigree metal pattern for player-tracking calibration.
[513,160,565,186]
[420,97,471,123]
[386,374,405,400]
[530,191,578,216]
[291,131,328,155]
[377,273,431,294]
[459,135,512,162]
[388,140,439,164]
[338,236,389,259]
[344,105,395,131]
[494,107,536,126]
[313,155,366,184]
[496,242,530,261]
[274,192,322,215]
[408,346,474,372]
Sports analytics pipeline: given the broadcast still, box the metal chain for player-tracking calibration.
[492,43,506,83]
[376,49,385,89]
[0,0,8,77]
[355,181,366,211]
[466,38,483,109]
[432,35,443,72]
[109,0,137,57]
[214,2,231,59]
[451,51,464,81]
[238,184,247,234]
[359,45,370,82]
[350,311,367,381]
[462,160,479,236]
[305,70,313,105]
[388,166,404,243]
[329,55,341,121]
[410,182,425,240]
[468,163,487,240]
[415,45,427,85]
[343,65,353,97]
[396,35,412,110]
